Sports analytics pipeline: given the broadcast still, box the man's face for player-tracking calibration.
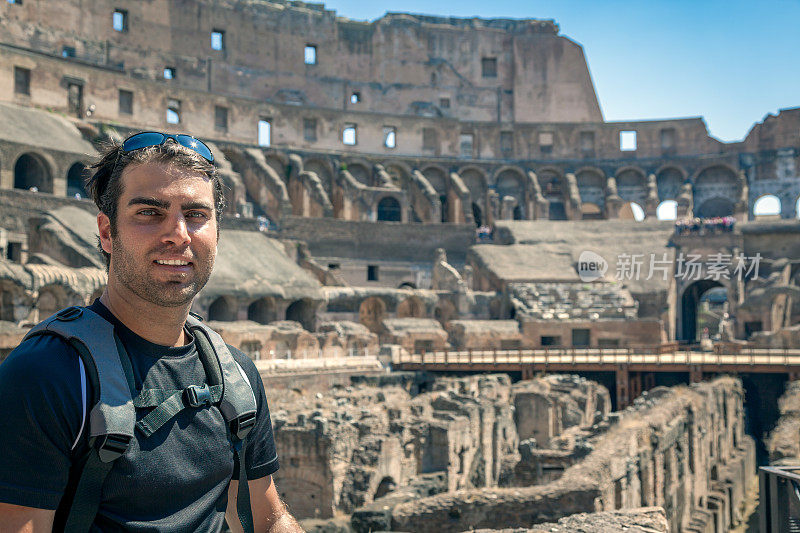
[98,161,218,308]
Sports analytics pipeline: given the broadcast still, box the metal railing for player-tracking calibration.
[394,347,800,368]
[760,466,800,532]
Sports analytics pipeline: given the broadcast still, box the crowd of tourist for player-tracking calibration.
[674,216,736,235]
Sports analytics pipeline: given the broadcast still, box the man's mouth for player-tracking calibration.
[154,259,192,266]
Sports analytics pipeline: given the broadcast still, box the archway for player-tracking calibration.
[680,281,725,342]
[695,197,734,218]
[66,162,88,199]
[397,296,425,318]
[575,169,605,208]
[14,153,52,193]
[286,299,316,331]
[657,200,678,221]
[539,170,565,221]
[36,285,82,320]
[248,297,276,324]
[496,169,526,219]
[359,297,386,333]
[656,167,683,201]
[0,280,28,322]
[374,476,397,500]
[422,167,447,195]
[304,159,333,196]
[347,163,371,186]
[753,194,781,218]
[208,296,237,321]
[615,168,647,206]
[377,197,402,222]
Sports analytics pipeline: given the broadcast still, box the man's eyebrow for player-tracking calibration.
[128,197,169,209]
[182,201,214,211]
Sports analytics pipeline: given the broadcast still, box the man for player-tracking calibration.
[0,133,303,532]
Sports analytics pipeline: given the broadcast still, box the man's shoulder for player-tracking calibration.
[225,343,259,375]
[3,331,80,376]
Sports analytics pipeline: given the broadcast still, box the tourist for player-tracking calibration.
[0,133,302,532]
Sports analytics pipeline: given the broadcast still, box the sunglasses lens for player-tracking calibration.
[122,132,166,152]
[176,135,214,162]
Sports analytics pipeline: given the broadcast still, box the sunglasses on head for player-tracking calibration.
[120,131,214,162]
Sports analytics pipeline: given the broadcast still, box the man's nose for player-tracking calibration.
[163,214,191,245]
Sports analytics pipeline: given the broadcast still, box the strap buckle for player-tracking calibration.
[231,412,257,441]
[95,433,132,463]
[184,384,213,407]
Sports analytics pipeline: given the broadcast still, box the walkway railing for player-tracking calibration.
[759,466,800,532]
[394,346,800,369]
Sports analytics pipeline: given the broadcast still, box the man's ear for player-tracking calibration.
[97,212,113,254]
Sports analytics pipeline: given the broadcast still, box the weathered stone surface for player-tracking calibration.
[470,506,669,533]
[767,380,800,464]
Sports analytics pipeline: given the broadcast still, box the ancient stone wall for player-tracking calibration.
[383,377,754,533]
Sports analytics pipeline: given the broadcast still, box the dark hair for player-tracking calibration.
[86,140,225,267]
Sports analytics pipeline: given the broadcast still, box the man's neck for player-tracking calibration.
[100,287,190,347]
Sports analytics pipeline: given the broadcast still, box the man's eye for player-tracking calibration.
[186,211,208,219]
[138,209,158,216]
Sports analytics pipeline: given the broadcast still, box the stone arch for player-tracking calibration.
[373,476,397,500]
[397,296,425,318]
[345,161,371,186]
[208,296,237,322]
[264,152,288,181]
[495,167,527,220]
[615,167,648,205]
[460,167,488,221]
[693,165,738,217]
[36,284,82,319]
[376,195,402,222]
[421,166,448,194]
[304,158,334,195]
[286,299,316,331]
[680,280,726,342]
[66,162,88,199]
[657,200,678,221]
[434,299,456,327]
[472,202,483,226]
[359,297,386,333]
[382,162,410,188]
[248,297,277,324]
[575,167,605,207]
[0,279,30,322]
[753,194,781,218]
[14,152,53,193]
[537,167,566,221]
[655,166,685,200]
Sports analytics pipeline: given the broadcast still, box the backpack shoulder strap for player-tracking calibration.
[186,315,257,533]
[25,306,135,533]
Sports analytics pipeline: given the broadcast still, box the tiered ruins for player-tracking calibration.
[0,1,798,530]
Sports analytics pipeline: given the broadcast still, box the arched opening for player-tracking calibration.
[657,200,678,221]
[695,197,734,218]
[66,162,88,199]
[576,170,605,208]
[376,197,402,222]
[615,169,647,206]
[248,297,276,324]
[513,205,523,220]
[398,282,416,289]
[656,168,683,201]
[36,285,82,320]
[208,296,237,321]
[618,202,645,221]
[285,299,316,331]
[439,195,449,223]
[358,297,386,333]
[374,476,397,500]
[0,281,27,322]
[753,194,781,218]
[423,167,447,196]
[680,281,725,342]
[347,163,371,186]
[496,170,526,220]
[397,296,425,318]
[14,153,52,193]
[471,202,483,227]
[693,166,738,218]
[304,159,333,195]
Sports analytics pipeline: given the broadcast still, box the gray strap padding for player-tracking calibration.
[185,316,257,424]
[25,307,135,440]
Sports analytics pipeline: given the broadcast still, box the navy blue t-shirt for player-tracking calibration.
[0,301,279,532]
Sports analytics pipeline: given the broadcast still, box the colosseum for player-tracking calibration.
[1,0,799,531]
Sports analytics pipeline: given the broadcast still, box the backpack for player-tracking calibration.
[23,306,258,533]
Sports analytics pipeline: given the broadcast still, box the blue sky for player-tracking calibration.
[321,0,800,143]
